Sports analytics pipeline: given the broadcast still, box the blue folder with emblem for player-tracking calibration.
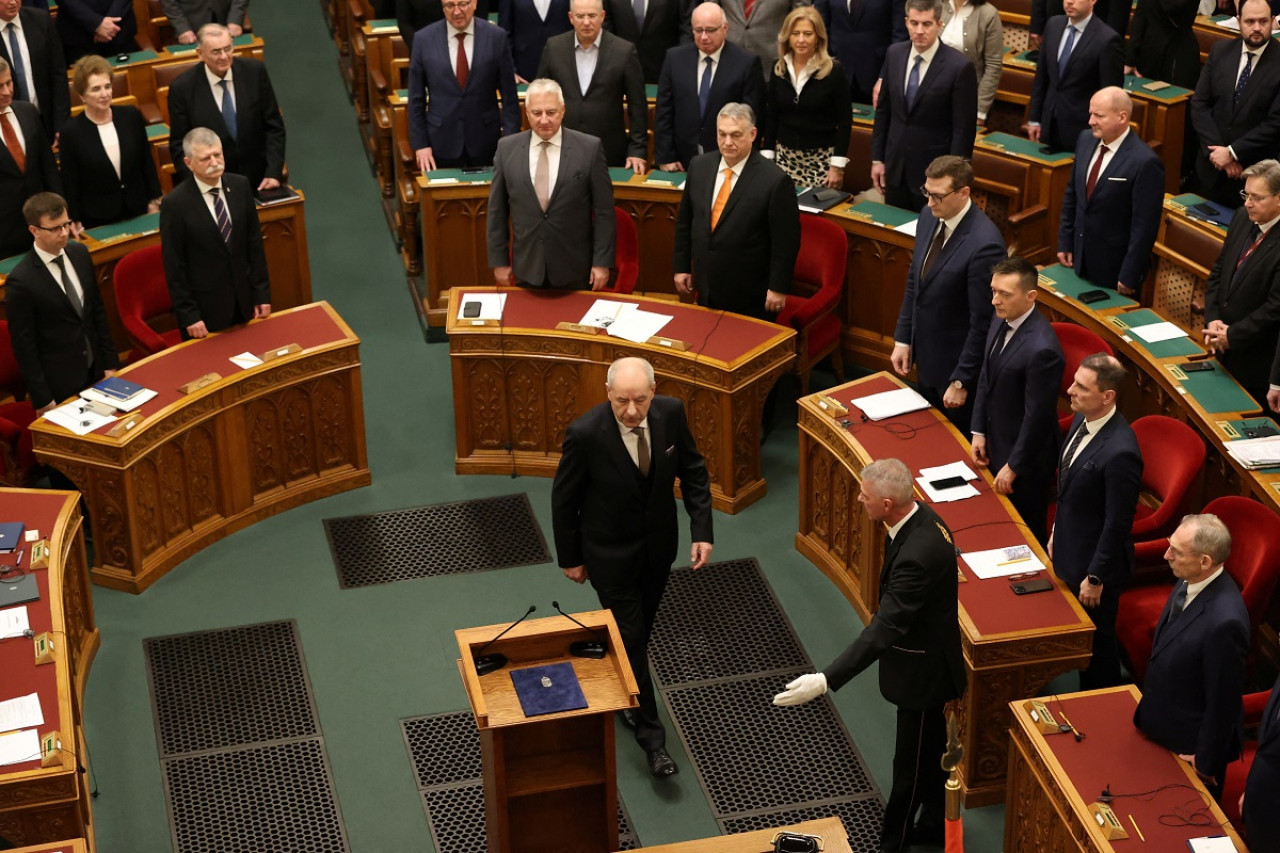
[510,662,588,717]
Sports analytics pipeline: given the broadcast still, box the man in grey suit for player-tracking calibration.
[715,0,806,79]
[487,78,617,289]
[162,0,249,44]
[537,0,649,172]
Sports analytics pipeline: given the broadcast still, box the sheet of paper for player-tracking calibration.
[1224,435,1280,468]
[0,606,29,639]
[851,387,931,420]
[78,386,158,412]
[0,692,44,733]
[961,546,1046,579]
[919,461,977,482]
[798,204,825,214]
[1215,16,1240,30]
[579,299,637,328]
[895,219,918,236]
[42,400,117,436]
[606,308,673,344]
[0,728,39,766]
[1129,321,1189,344]
[1187,837,1239,853]
[455,292,507,321]
[230,351,264,369]
[915,475,980,503]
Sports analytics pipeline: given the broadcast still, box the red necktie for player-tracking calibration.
[1236,226,1266,271]
[1085,143,1107,200]
[0,110,24,173]
[455,32,469,90]
[743,0,755,19]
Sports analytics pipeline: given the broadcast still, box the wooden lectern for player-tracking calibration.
[456,610,638,853]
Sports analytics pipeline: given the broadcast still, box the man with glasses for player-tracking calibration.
[409,0,520,172]
[5,192,118,415]
[891,155,1004,434]
[0,56,60,261]
[1203,159,1280,412]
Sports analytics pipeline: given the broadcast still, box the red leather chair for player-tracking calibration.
[0,321,40,487]
[1117,496,1280,683]
[114,245,181,357]
[1223,688,1271,828]
[606,206,639,295]
[1129,415,1206,542]
[1050,322,1113,434]
[776,214,847,396]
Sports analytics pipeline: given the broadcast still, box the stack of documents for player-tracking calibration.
[0,692,43,767]
[1128,321,1188,344]
[456,292,507,321]
[1224,435,1280,469]
[961,545,1045,579]
[579,299,672,344]
[42,399,118,435]
[79,377,157,412]
[915,462,980,502]
[850,387,931,420]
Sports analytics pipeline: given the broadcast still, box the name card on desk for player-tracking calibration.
[260,343,301,362]
[179,373,222,395]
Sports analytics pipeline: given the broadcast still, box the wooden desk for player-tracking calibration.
[0,491,98,849]
[1005,686,1248,852]
[445,287,795,514]
[30,302,370,594]
[796,373,1094,806]
[4,841,89,853]
[620,818,852,852]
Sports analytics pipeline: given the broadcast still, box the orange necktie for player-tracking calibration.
[710,168,733,230]
[0,110,24,173]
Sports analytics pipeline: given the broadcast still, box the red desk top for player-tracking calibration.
[0,491,75,776]
[825,374,1085,637]
[449,288,792,367]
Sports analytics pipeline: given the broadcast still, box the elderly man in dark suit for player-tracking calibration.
[54,0,138,63]
[161,0,248,44]
[816,0,904,105]
[970,255,1065,546]
[0,59,60,261]
[775,458,965,853]
[1049,353,1142,689]
[1027,0,1124,153]
[1134,513,1249,800]
[673,101,800,321]
[398,0,492,45]
[1058,86,1164,298]
[160,128,270,339]
[5,192,118,414]
[892,155,1004,435]
[602,0,687,83]
[1189,0,1280,207]
[1242,671,1280,850]
[871,0,977,212]
[0,0,67,139]
[654,2,763,172]
[537,0,648,171]
[409,0,521,171]
[487,79,616,289]
[167,24,286,191]
[1203,159,1280,411]
[552,356,713,778]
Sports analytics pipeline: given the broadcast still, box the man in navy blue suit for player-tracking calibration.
[1134,513,1248,801]
[891,155,1004,434]
[1242,670,1280,850]
[409,0,521,171]
[970,256,1065,546]
[815,0,905,104]
[1057,86,1163,297]
[1027,0,1123,153]
[1049,353,1141,689]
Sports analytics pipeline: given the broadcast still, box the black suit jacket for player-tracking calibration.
[537,30,648,165]
[673,150,800,320]
[0,102,60,261]
[603,0,690,83]
[1190,39,1280,206]
[5,240,119,409]
[872,41,977,193]
[0,8,69,139]
[1051,411,1142,590]
[1244,673,1280,851]
[396,0,492,46]
[816,0,904,98]
[58,107,163,227]
[500,0,572,81]
[159,173,270,333]
[653,41,763,168]
[762,60,852,155]
[1031,0,1130,39]
[1134,571,1249,785]
[1205,207,1280,397]
[55,0,137,60]
[822,502,965,711]
[1124,0,1200,89]
[167,57,287,188]
[1059,129,1164,292]
[550,397,713,589]
[1029,15,1124,152]
[158,0,248,37]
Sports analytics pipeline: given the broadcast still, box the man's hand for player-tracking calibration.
[764,289,785,314]
[871,78,882,108]
[1029,32,1042,49]
[257,177,281,191]
[1239,792,1245,817]
[1079,577,1102,608]
[1057,251,1074,268]
[1117,281,1136,297]
[178,30,198,44]
[890,343,911,376]
[103,369,116,379]
[228,23,244,36]
[659,161,684,172]
[970,434,989,467]
[37,400,56,415]
[187,320,209,338]
[95,16,122,41]
[690,541,712,569]
[70,221,86,240]
[870,162,886,194]
[415,147,437,173]
[494,266,515,286]
[773,673,827,706]
[1268,388,1280,413]
[1202,319,1229,352]
[1208,145,1236,170]
[1226,160,1244,179]
[147,199,161,214]
[674,273,693,295]
[942,384,967,408]
[1026,124,1042,143]
[589,266,610,291]
[1047,531,1054,560]
[824,165,844,189]
[994,463,1017,495]
[253,304,271,320]
[625,157,647,175]
[562,565,588,584]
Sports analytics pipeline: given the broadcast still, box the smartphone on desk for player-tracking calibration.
[1182,360,1215,373]
[1011,578,1054,595]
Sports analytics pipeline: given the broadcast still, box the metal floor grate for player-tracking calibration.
[324,493,552,588]
[402,711,641,852]
[720,797,887,853]
[144,620,319,757]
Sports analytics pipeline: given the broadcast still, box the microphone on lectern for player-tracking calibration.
[551,600,608,659]
[473,605,536,676]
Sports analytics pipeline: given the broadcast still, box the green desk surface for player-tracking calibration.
[166,34,254,56]
[840,200,917,228]
[1169,361,1260,414]
[1038,264,1138,310]
[146,123,170,140]
[0,255,20,276]
[425,168,493,183]
[369,18,398,30]
[976,131,1074,163]
[396,88,407,99]
[86,213,161,243]
[1166,193,1232,230]
[1113,308,1201,358]
[1123,74,1192,101]
[108,49,161,67]
[1004,47,1036,69]
[851,102,873,122]
[635,170,684,186]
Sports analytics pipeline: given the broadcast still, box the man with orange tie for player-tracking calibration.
[0,57,59,260]
[672,101,800,321]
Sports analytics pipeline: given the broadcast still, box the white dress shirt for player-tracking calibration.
[0,105,27,157]
[695,45,726,90]
[1063,403,1117,467]
[712,155,748,206]
[33,244,86,308]
[2,16,38,109]
[197,178,233,227]
[904,38,941,90]
[448,20,475,73]
[205,64,236,112]
[1086,126,1130,183]
[1057,13,1092,66]
[528,128,563,196]
[575,33,601,95]
[887,502,920,540]
[616,415,650,468]
[1183,566,1225,611]
[532,0,552,20]
[95,119,123,178]
[940,2,972,51]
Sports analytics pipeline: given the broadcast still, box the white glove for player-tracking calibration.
[773,672,828,706]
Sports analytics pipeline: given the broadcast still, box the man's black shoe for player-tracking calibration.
[647,748,678,777]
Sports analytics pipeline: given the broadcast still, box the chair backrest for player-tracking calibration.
[611,206,639,295]
[1202,495,1280,629]
[1051,322,1114,398]
[1130,415,1206,536]
[113,246,177,356]
[0,322,28,402]
[794,214,847,295]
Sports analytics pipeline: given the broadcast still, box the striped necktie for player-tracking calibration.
[209,186,233,244]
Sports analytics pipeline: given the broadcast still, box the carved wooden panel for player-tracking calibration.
[616,198,681,297]
[424,195,491,312]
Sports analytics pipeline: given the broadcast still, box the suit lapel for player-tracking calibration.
[909,47,948,111]
[1059,415,1111,493]
[548,131,571,207]
[921,208,972,287]
[599,409,642,488]
[716,154,758,227]
[1061,17,1100,80]
[1084,134,1132,207]
[1151,578,1211,657]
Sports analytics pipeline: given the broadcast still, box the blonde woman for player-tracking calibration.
[939,0,1003,125]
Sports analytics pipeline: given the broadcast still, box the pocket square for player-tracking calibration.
[665,445,675,456]
[1107,177,1127,181]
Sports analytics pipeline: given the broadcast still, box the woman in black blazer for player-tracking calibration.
[59,55,163,231]
[761,6,852,189]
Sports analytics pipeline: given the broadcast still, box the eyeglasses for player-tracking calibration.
[692,27,724,35]
[203,46,234,57]
[1240,189,1277,203]
[920,185,958,203]
[33,221,73,233]
[571,12,601,20]
[441,1,472,9]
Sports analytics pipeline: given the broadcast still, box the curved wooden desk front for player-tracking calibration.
[0,491,97,849]
[446,287,795,514]
[30,302,370,594]
[797,373,1094,807]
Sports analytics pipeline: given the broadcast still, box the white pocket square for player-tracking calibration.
[665,445,675,456]
[1107,177,1127,181]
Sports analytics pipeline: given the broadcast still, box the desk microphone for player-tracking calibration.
[473,605,536,676]
[551,601,607,659]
